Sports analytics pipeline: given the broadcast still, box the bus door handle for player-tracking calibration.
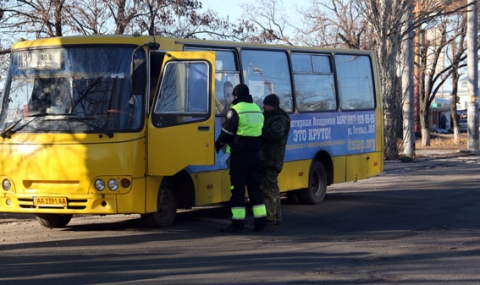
[198,126,210,132]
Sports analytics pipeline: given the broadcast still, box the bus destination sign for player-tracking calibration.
[17,50,63,70]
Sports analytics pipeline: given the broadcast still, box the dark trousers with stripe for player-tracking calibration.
[229,150,267,228]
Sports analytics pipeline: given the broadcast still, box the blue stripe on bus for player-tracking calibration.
[188,111,377,173]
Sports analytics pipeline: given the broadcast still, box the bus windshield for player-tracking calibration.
[0,46,144,134]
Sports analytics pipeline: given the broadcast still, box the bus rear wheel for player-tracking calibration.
[141,180,177,228]
[35,214,73,228]
[298,160,327,205]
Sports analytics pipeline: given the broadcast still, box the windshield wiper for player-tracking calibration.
[1,115,114,139]
[65,117,114,138]
[1,113,67,138]
[1,118,23,138]
[1,117,36,138]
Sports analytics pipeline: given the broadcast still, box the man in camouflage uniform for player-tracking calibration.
[260,94,290,227]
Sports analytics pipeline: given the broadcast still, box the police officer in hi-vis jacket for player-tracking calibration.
[215,83,267,233]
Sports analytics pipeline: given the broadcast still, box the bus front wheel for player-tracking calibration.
[141,180,177,228]
[35,214,73,228]
[298,160,327,205]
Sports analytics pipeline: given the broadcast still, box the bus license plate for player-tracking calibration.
[34,197,67,207]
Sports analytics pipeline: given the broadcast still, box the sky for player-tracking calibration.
[200,0,252,20]
[199,0,309,23]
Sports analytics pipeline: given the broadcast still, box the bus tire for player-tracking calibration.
[141,180,177,228]
[298,160,327,205]
[35,214,73,228]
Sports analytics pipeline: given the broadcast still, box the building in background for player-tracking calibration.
[431,74,480,131]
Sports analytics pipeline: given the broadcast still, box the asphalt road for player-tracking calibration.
[1,154,480,285]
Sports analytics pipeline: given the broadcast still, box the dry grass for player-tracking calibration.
[415,133,467,150]
[398,133,468,155]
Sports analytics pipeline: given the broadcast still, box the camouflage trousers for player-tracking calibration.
[260,168,281,222]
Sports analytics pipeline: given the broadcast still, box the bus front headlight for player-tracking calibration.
[95,179,105,191]
[108,179,119,191]
[2,179,11,191]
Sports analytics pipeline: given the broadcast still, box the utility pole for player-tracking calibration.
[413,0,421,136]
[402,2,415,157]
[467,0,479,153]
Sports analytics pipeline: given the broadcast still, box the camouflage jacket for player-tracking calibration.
[260,108,290,173]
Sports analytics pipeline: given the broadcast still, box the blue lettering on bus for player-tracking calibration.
[188,111,377,173]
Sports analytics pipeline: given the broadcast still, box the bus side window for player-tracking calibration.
[335,55,375,110]
[186,63,208,113]
[214,50,240,116]
[152,61,209,127]
[241,49,293,111]
[183,47,241,116]
[292,53,337,112]
[214,79,224,114]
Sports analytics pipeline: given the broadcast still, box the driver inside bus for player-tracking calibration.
[46,78,72,114]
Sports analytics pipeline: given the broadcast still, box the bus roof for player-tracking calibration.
[12,35,159,50]
[12,34,373,55]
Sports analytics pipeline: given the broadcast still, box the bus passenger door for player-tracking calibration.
[147,51,216,176]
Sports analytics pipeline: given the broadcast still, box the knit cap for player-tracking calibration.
[233,84,250,98]
[263,94,280,108]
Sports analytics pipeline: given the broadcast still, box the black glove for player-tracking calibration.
[215,141,223,153]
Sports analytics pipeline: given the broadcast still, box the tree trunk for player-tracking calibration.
[420,109,430,146]
[377,45,400,160]
[451,65,460,144]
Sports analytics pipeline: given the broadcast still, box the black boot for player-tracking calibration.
[253,217,266,232]
[266,219,281,228]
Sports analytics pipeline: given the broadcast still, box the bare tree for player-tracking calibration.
[239,0,295,45]
[100,0,139,35]
[448,31,467,144]
[353,0,413,160]
[0,47,8,83]
[414,1,470,146]
[0,0,244,38]
[126,0,244,40]
[152,8,232,39]
[299,0,376,49]
[244,0,375,48]
[446,1,480,145]
[0,0,74,37]
[0,2,12,80]
[416,17,465,146]
[65,0,111,34]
